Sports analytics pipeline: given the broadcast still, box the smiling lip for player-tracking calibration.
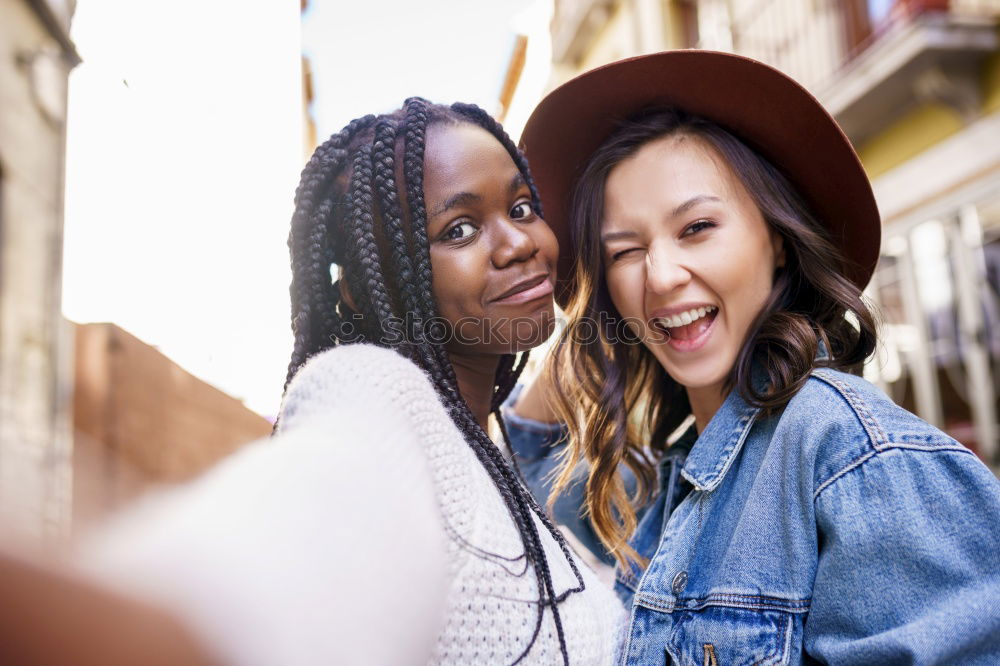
[649,302,715,320]
[492,274,553,304]
[649,303,718,352]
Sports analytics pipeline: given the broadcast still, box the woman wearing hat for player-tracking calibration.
[505,51,1000,664]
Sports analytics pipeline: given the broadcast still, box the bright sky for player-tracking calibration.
[303,0,543,138]
[63,0,551,419]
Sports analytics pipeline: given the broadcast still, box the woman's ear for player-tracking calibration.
[338,268,359,311]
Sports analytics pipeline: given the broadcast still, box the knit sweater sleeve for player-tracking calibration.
[78,345,451,666]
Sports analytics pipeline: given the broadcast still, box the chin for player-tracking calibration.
[445,307,557,356]
[674,372,730,396]
[519,320,559,353]
[659,360,728,393]
[508,307,557,353]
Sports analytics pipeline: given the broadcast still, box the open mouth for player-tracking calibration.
[652,305,717,341]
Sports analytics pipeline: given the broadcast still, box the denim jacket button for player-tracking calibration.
[671,570,688,596]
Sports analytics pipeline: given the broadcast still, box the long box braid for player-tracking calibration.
[283,98,585,664]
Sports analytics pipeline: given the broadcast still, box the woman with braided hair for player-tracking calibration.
[271,96,624,664]
[0,97,622,666]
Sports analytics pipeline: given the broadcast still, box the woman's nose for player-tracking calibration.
[491,220,537,269]
[645,246,691,294]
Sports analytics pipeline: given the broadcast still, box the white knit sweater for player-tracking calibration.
[81,344,623,665]
[279,345,624,665]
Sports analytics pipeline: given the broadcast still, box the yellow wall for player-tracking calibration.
[859,42,1000,179]
[983,48,1000,114]
[858,103,964,179]
[665,0,684,47]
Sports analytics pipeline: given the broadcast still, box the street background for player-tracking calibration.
[1,0,998,538]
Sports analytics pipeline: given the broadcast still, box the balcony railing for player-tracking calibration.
[551,0,617,66]
[700,0,1000,95]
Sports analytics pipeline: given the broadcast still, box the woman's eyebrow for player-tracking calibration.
[509,173,526,194]
[431,174,527,218]
[600,229,638,243]
[600,195,723,243]
[672,194,721,217]
[431,192,481,218]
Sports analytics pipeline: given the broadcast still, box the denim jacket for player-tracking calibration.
[504,368,1000,665]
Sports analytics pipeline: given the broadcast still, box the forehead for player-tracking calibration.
[607,134,738,201]
[422,123,519,203]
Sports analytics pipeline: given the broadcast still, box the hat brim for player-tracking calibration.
[519,50,881,308]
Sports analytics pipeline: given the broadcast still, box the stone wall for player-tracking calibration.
[0,0,77,539]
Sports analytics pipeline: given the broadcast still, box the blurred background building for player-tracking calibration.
[0,0,79,538]
[499,0,1000,469]
[1,0,277,538]
[72,323,271,532]
[3,0,997,539]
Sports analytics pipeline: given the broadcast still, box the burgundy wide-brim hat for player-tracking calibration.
[519,50,881,308]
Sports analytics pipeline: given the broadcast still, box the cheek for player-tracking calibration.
[430,273,453,316]
[430,251,484,320]
[535,222,559,263]
[722,253,775,326]
[746,238,779,296]
[605,266,644,319]
[432,272,471,320]
[429,252,458,316]
[749,274,777,320]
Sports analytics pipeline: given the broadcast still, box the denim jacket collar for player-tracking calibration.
[681,387,760,492]
[680,365,767,492]
[681,340,835,491]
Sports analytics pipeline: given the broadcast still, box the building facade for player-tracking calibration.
[73,323,272,530]
[541,0,1000,467]
[0,0,79,537]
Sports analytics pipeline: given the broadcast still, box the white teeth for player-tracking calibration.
[656,306,716,329]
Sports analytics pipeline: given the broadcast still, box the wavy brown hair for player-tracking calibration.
[546,108,878,568]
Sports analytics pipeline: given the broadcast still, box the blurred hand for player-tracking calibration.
[0,548,213,666]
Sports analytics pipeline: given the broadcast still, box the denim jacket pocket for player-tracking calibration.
[663,605,797,666]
